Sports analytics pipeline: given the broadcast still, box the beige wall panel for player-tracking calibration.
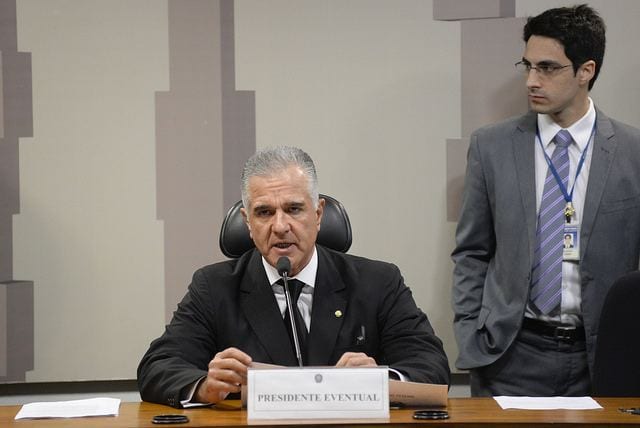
[446,138,468,223]
[14,1,168,381]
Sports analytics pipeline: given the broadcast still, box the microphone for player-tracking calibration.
[276,256,291,277]
[276,256,303,368]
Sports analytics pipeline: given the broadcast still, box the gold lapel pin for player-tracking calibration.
[334,310,343,318]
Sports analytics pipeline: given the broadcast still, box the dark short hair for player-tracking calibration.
[523,4,605,90]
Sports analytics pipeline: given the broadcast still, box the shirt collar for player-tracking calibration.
[262,246,318,289]
[537,97,596,152]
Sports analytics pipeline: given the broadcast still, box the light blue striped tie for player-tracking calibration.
[530,129,572,315]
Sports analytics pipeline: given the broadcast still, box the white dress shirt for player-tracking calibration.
[525,98,596,326]
[263,247,317,331]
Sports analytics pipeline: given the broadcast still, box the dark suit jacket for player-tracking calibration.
[138,245,450,407]
[452,108,640,374]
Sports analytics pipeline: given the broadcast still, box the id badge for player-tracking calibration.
[563,222,580,261]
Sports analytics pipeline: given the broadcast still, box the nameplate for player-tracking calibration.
[247,366,389,420]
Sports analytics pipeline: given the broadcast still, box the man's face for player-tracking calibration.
[241,165,324,277]
[523,35,593,127]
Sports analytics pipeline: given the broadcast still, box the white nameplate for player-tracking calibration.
[247,366,389,420]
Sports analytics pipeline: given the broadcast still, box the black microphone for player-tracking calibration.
[276,256,291,277]
[276,256,303,367]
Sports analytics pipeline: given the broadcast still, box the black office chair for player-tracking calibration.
[592,271,640,396]
[219,194,352,258]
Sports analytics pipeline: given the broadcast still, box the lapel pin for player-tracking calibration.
[334,310,343,318]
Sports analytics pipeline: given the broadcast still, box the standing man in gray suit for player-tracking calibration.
[452,4,640,396]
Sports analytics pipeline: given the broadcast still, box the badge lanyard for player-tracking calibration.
[536,120,597,223]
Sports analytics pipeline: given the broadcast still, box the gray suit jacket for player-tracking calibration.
[452,108,640,372]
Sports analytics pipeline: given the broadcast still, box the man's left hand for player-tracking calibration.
[335,352,377,367]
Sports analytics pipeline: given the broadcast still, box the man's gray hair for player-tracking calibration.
[241,146,319,211]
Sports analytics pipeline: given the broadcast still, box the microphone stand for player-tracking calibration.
[281,272,304,368]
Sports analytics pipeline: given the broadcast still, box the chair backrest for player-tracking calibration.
[592,271,640,396]
[219,194,352,258]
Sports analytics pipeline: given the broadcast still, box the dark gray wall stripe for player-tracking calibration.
[1,0,33,281]
[0,0,34,382]
[433,0,515,20]
[0,281,34,382]
[158,0,224,321]
[220,0,256,212]
[460,18,527,137]
[158,0,255,321]
[434,1,527,221]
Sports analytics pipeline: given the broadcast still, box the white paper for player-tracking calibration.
[494,396,602,410]
[15,397,121,420]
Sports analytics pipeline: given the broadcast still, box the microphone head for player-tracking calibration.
[276,257,291,276]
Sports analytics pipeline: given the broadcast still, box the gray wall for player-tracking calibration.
[2,0,640,383]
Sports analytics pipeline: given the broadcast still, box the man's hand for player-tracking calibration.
[335,352,377,368]
[195,347,252,404]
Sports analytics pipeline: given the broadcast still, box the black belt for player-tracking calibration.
[522,317,585,342]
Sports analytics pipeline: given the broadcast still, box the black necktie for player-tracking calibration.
[281,279,308,364]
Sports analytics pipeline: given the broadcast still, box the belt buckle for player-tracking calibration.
[553,326,575,341]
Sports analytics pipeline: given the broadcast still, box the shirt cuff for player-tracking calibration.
[388,367,407,382]
[180,376,228,408]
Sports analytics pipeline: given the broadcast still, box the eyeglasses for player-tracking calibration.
[515,60,572,78]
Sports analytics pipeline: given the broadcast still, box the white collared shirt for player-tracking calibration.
[526,98,596,326]
[262,247,317,331]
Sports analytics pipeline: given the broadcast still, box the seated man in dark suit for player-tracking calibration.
[138,146,450,407]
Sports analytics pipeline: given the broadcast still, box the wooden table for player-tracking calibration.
[2,398,640,427]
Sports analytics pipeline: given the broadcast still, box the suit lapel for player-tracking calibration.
[513,112,538,258]
[581,110,616,256]
[306,247,347,366]
[240,251,297,366]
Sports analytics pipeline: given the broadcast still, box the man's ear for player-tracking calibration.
[578,60,596,86]
[316,198,325,230]
[240,207,253,239]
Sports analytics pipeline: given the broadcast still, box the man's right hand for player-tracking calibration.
[195,347,253,404]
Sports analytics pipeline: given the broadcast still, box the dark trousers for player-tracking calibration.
[470,326,590,396]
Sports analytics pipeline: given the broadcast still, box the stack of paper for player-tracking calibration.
[14,397,121,420]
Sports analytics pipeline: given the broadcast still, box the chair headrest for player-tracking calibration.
[219,194,352,258]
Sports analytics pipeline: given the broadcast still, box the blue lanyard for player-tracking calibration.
[536,120,597,208]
